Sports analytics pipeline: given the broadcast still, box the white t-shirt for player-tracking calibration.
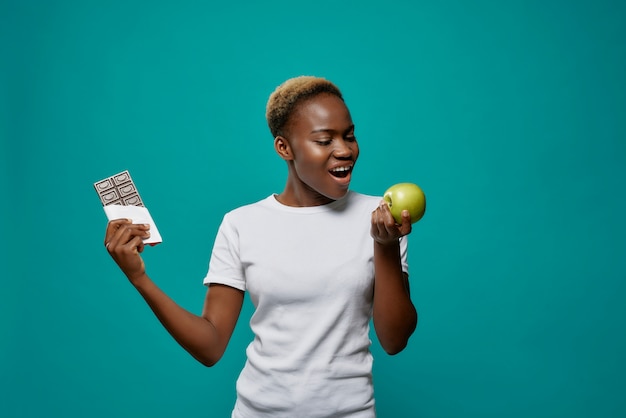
[204,191,409,417]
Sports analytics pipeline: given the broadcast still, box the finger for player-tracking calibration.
[108,223,150,251]
[399,210,413,236]
[122,235,146,255]
[371,207,385,234]
[370,209,382,239]
[137,239,145,254]
[121,224,151,247]
[377,202,397,230]
[104,218,132,247]
[372,206,393,240]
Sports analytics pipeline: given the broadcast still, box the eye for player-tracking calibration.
[315,139,332,146]
[344,127,356,142]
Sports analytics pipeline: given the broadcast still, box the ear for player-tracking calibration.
[274,135,294,161]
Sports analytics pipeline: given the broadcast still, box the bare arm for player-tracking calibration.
[370,203,418,355]
[104,219,243,366]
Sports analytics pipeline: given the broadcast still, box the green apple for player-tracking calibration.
[383,183,426,224]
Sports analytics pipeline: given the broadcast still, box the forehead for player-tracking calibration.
[289,93,353,133]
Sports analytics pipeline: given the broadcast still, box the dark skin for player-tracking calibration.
[104,93,417,365]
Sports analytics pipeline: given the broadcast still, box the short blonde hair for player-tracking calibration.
[266,76,343,138]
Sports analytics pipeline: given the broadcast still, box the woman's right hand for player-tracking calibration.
[104,219,151,284]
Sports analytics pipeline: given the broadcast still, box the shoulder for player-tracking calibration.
[346,191,381,210]
[225,195,274,214]
[220,195,277,225]
[349,191,380,202]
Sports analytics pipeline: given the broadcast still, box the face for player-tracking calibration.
[278,93,359,205]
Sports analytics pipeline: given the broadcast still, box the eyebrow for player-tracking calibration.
[310,125,355,135]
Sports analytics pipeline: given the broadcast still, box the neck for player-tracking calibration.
[276,185,334,207]
[276,173,335,207]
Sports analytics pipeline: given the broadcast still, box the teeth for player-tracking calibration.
[331,166,351,172]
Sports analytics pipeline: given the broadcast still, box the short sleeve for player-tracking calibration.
[203,214,246,291]
[399,235,409,275]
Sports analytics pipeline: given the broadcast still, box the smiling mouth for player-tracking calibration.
[329,165,353,178]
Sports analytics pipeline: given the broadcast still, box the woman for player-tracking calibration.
[104,76,418,417]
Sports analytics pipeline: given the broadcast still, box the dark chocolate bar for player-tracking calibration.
[94,170,144,207]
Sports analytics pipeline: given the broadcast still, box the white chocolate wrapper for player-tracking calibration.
[103,204,162,245]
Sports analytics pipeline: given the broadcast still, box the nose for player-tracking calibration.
[333,138,353,159]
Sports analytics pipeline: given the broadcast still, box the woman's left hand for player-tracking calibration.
[370,200,412,245]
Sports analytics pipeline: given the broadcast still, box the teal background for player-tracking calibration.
[2,0,625,417]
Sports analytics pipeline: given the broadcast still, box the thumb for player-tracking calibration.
[400,210,412,235]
